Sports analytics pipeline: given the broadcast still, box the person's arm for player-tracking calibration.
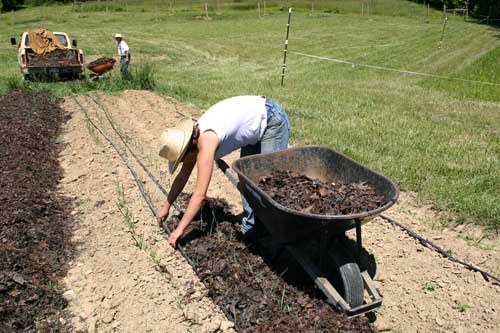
[167,131,218,247]
[125,50,129,63]
[155,157,195,225]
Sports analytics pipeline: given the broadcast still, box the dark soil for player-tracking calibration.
[258,170,385,215]
[172,195,373,333]
[0,89,73,332]
[87,57,116,68]
[27,49,80,67]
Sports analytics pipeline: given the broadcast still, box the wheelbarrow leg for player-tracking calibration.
[355,219,362,267]
[319,230,329,275]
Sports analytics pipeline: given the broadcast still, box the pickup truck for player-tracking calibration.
[10,31,84,80]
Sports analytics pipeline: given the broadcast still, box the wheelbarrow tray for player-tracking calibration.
[87,61,114,75]
[232,146,399,243]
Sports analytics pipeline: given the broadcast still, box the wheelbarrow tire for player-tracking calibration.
[339,262,364,308]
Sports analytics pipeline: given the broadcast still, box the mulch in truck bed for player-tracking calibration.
[0,89,73,332]
[27,49,80,67]
[258,170,386,215]
[171,195,373,333]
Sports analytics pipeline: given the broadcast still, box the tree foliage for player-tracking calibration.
[412,0,499,18]
[1,0,24,12]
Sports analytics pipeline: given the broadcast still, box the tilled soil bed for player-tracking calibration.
[0,89,73,331]
[171,195,373,333]
[258,170,385,215]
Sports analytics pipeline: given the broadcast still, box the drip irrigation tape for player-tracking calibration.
[73,98,187,254]
[74,96,500,304]
[289,51,500,87]
[380,214,500,285]
[86,94,183,214]
[73,97,235,320]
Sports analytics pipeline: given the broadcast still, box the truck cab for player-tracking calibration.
[11,31,84,80]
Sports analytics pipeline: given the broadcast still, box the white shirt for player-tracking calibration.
[117,40,129,56]
[197,96,267,159]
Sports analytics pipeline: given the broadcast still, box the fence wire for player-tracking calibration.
[289,50,500,87]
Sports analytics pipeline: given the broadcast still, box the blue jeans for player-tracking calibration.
[240,97,290,234]
[120,56,129,77]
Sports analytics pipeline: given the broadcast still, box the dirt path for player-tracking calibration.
[60,90,499,332]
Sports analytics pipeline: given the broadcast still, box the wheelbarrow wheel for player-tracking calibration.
[339,261,364,308]
[328,244,364,308]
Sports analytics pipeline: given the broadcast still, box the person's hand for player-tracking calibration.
[168,227,184,248]
[155,204,170,226]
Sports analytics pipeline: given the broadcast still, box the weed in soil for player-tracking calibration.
[169,194,373,333]
[0,89,74,331]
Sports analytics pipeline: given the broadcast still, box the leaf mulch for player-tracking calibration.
[0,89,73,332]
[258,170,386,215]
[87,57,116,68]
[28,49,80,67]
[172,195,373,333]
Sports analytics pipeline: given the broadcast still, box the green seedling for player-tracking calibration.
[459,304,470,313]
[423,282,437,292]
[280,286,286,309]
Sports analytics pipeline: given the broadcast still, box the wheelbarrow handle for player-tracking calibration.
[216,159,239,187]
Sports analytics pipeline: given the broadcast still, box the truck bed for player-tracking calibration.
[26,48,80,68]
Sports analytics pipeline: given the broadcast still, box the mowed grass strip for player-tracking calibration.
[0,2,498,229]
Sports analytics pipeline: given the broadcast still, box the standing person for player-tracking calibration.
[155,96,290,247]
[114,33,130,77]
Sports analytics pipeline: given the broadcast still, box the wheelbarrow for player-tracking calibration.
[86,57,116,81]
[216,145,399,317]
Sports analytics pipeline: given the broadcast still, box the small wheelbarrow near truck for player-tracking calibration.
[86,57,116,81]
[217,146,399,318]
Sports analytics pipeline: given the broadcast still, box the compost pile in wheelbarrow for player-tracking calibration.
[87,57,116,68]
[0,89,73,331]
[170,194,373,333]
[258,170,385,215]
[28,49,79,67]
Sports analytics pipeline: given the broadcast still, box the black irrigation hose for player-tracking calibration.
[380,214,500,286]
[73,97,234,320]
[86,94,182,213]
[77,96,500,289]
[74,99,184,254]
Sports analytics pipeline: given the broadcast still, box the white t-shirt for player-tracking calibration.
[117,41,129,56]
[197,96,267,159]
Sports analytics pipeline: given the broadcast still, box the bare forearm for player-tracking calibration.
[176,192,205,234]
[165,172,190,208]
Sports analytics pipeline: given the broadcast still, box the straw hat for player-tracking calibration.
[114,33,123,39]
[159,118,194,174]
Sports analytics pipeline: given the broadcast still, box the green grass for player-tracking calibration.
[1,1,499,229]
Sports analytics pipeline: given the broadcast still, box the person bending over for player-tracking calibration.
[156,95,290,247]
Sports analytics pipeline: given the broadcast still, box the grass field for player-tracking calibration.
[1,1,499,229]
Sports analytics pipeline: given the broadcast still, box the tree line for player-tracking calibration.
[2,0,499,19]
[411,0,499,19]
